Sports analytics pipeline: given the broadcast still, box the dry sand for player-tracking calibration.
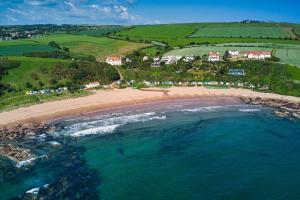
[1,87,300,127]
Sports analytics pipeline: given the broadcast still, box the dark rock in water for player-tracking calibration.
[11,145,101,200]
[0,144,35,164]
[240,97,300,119]
[0,122,59,143]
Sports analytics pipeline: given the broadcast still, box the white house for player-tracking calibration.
[106,56,122,66]
[85,82,100,89]
[161,56,182,65]
[183,55,195,62]
[228,50,240,57]
[208,52,220,62]
[243,51,272,60]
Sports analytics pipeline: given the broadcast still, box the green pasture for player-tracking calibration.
[0,34,148,58]
[116,24,199,40]
[0,44,56,56]
[115,23,300,47]
[190,26,296,39]
[78,26,124,36]
[2,56,71,90]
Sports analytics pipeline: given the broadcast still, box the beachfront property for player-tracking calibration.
[106,56,122,66]
[85,82,100,89]
[229,69,246,76]
[208,52,220,62]
[26,87,68,95]
[243,51,272,60]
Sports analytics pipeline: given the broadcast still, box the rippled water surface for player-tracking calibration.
[1,97,300,200]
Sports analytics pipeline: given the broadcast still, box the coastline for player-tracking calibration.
[0,87,300,128]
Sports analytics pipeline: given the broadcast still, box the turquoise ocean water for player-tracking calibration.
[1,97,300,200]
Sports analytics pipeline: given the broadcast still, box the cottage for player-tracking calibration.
[85,82,100,89]
[208,52,220,62]
[106,56,122,66]
[243,51,272,60]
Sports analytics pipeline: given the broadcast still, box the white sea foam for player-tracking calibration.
[48,141,61,146]
[26,187,40,195]
[71,124,120,137]
[181,106,224,112]
[67,112,166,137]
[16,155,47,168]
[239,109,261,112]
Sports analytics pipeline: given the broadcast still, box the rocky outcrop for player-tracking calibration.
[240,97,300,118]
[0,122,59,142]
[0,144,34,163]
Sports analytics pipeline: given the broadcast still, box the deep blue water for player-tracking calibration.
[1,97,300,200]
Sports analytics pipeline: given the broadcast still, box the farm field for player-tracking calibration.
[165,43,300,67]
[115,23,300,47]
[115,23,199,40]
[0,44,56,56]
[0,34,149,59]
[78,26,125,36]
[190,26,296,39]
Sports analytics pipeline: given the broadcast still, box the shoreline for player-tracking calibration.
[0,87,300,128]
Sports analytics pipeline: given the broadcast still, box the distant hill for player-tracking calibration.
[113,22,300,47]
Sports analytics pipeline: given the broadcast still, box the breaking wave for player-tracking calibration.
[71,125,120,137]
[62,112,167,137]
[180,106,224,112]
[239,109,261,112]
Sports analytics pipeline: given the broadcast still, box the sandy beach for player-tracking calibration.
[0,87,300,127]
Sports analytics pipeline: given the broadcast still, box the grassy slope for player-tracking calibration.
[0,56,90,111]
[0,34,149,59]
[116,24,199,40]
[116,23,300,47]
[190,27,295,38]
[2,56,71,89]
[0,44,56,56]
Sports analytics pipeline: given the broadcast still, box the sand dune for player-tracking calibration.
[0,87,300,127]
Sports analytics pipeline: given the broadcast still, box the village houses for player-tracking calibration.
[106,56,122,66]
[208,52,221,62]
[243,51,272,60]
[228,50,240,57]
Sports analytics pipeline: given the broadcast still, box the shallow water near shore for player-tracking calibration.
[1,97,300,199]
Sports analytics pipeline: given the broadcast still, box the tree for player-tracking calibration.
[25,82,33,88]
[49,41,61,49]
[63,47,70,52]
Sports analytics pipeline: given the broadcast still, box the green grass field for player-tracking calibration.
[115,23,300,47]
[190,27,296,39]
[78,26,124,37]
[2,56,71,90]
[0,34,149,59]
[0,44,56,56]
[116,24,199,40]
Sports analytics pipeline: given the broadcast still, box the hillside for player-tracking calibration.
[114,22,300,47]
[0,34,149,59]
